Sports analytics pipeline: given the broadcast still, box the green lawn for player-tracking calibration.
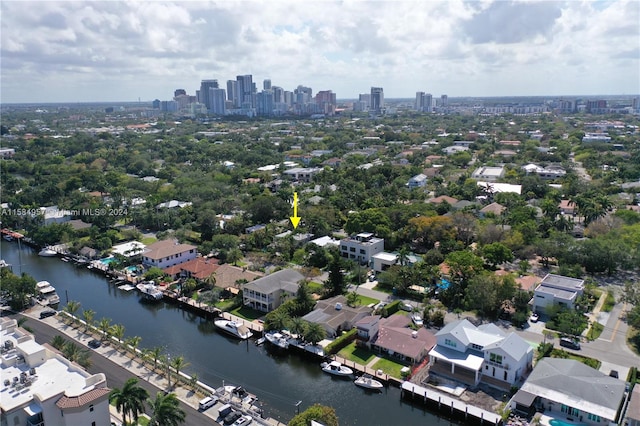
[337,342,376,364]
[231,305,264,321]
[372,285,393,294]
[215,300,236,311]
[307,282,324,294]
[372,357,409,379]
[354,294,379,307]
[141,236,157,245]
[587,322,604,340]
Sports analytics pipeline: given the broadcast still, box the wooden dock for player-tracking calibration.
[332,355,396,386]
[401,381,502,425]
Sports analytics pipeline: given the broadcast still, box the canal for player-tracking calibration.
[0,240,459,426]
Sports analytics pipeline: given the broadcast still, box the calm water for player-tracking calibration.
[0,240,458,426]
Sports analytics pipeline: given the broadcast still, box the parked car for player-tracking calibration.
[373,302,387,311]
[233,415,253,426]
[198,395,218,411]
[559,337,581,350]
[529,312,539,323]
[400,302,414,312]
[609,370,619,379]
[411,313,423,327]
[39,309,56,319]
[88,339,102,349]
[223,411,243,425]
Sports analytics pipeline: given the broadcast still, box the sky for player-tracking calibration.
[1,0,639,103]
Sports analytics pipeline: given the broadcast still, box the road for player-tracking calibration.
[6,312,213,426]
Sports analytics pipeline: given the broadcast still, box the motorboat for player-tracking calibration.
[36,281,60,305]
[136,282,164,301]
[264,331,290,349]
[354,375,384,391]
[38,248,57,257]
[321,360,353,377]
[255,337,266,346]
[214,319,253,340]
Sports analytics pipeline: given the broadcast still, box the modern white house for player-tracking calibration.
[141,239,198,269]
[339,233,385,265]
[407,174,428,189]
[242,269,304,312]
[428,319,533,390]
[510,358,626,425]
[471,166,505,181]
[282,167,322,183]
[0,318,111,426]
[532,273,585,313]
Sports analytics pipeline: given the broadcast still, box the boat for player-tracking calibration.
[321,360,353,376]
[255,337,266,346]
[136,282,164,301]
[264,331,290,349]
[36,281,60,305]
[354,375,384,391]
[38,248,57,257]
[214,319,253,340]
[3,235,13,242]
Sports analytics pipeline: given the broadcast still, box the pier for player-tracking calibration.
[401,381,502,425]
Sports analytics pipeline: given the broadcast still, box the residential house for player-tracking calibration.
[480,202,506,217]
[510,358,625,424]
[242,269,304,312]
[558,199,575,215]
[163,257,220,280]
[428,319,533,390]
[38,206,72,225]
[156,200,192,209]
[362,315,436,364]
[0,318,111,426]
[212,264,263,291]
[282,167,322,183]
[427,195,459,205]
[371,251,419,273]
[453,140,474,148]
[302,295,372,338]
[522,163,566,180]
[471,166,505,182]
[141,239,198,269]
[407,174,428,189]
[626,386,640,426]
[532,273,585,312]
[339,233,385,265]
[477,181,522,195]
[442,145,469,155]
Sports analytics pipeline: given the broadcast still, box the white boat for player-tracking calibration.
[214,319,253,340]
[264,331,290,349]
[255,337,266,346]
[321,361,353,377]
[136,282,164,301]
[38,248,57,257]
[3,235,13,242]
[36,281,60,305]
[354,375,384,390]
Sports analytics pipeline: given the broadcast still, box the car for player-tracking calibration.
[529,313,539,323]
[400,302,414,312]
[88,339,102,349]
[373,302,387,311]
[609,370,619,379]
[559,337,581,350]
[232,415,253,426]
[411,313,423,326]
[39,309,56,319]
[198,395,218,411]
[223,411,243,425]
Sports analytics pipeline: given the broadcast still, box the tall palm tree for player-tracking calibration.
[64,300,81,324]
[82,309,95,333]
[125,336,142,359]
[170,355,189,380]
[98,317,112,340]
[147,392,186,426]
[203,272,216,289]
[51,335,67,350]
[303,322,327,345]
[109,378,149,426]
[111,324,126,349]
[149,346,162,371]
[289,317,308,339]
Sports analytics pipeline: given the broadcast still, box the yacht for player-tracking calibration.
[214,319,253,340]
[36,281,60,305]
[354,374,384,391]
[136,282,164,301]
[38,248,57,257]
[264,331,290,349]
[321,361,353,377]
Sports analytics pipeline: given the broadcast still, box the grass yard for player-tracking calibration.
[602,291,616,313]
[141,236,157,245]
[372,357,409,379]
[587,322,604,340]
[354,294,379,307]
[307,282,324,294]
[231,305,264,321]
[215,300,236,311]
[551,348,601,369]
[337,342,376,364]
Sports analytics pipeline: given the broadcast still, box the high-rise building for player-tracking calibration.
[199,79,219,112]
[423,93,433,112]
[295,85,313,105]
[272,86,284,103]
[174,89,186,97]
[284,91,294,106]
[415,92,425,111]
[359,93,371,109]
[226,80,237,103]
[263,79,271,90]
[257,90,274,116]
[440,94,448,108]
[315,90,337,115]
[370,87,384,113]
[209,88,227,115]
[236,75,254,108]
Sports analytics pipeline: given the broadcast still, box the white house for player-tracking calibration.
[532,273,585,313]
[471,166,505,181]
[0,318,111,426]
[339,233,385,265]
[428,319,533,390]
[407,174,428,189]
[282,167,322,183]
[141,239,198,269]
[242,269,304,312]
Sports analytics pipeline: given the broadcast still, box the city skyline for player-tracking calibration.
[1,0,639,104]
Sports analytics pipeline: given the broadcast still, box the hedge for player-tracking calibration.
[325,328,357,355]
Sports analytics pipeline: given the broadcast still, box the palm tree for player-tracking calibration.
[170,355,189,380]
[147,392,186,426]
[82,309,95,333]
[203,272,216,289]
[289,317,308,339]
[51,335,67,350]
[109,377,149,426]
[125,336,142,359]
[226,248,243,266]
[149,346,162,371]
[111,324,126,349]
[303,322,327,345]
[64,300,81,325]
[397,245,410,266]
[98,317,112,340]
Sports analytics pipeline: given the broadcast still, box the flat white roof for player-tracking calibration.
[372,252,398,262]
[429,345,485,371]
[111,241,146,257]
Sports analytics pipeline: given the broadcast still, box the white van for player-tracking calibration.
[198,395,218,411]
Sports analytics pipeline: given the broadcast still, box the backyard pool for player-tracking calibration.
[437,278,451,290]
[549,418,586,426]
[99,257,116,265]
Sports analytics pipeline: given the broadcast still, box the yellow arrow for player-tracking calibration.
[290,192,301,229]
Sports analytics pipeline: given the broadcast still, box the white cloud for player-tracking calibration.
[1,0,638,103]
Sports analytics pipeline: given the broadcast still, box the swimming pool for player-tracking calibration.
[437,278,451,290]
[549,419,585,426]
[99,257,116,265]
[126,266,137,272]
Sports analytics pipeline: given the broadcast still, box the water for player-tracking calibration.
[0,240,458,426]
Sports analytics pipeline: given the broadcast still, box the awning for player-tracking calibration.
[512,389,537,407]
[24,402,42,416]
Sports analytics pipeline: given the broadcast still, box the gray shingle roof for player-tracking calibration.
[242,269,304,293]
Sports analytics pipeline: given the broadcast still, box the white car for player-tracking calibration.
[411,314,423,326]
[233,415,253,426]
[198,395,218,411]
[529,313,539,323]
[400,302,414,312]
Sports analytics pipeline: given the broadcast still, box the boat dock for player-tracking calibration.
[400,381,502,425]
[332,355,396,385]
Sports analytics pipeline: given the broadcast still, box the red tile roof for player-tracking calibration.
[56,387,111,409]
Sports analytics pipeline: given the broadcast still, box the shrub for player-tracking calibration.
[325,328,357,355]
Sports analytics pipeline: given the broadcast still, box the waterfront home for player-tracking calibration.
[242,269,304,312]
[510,358,625,424]
[212,264,263,290]
[141,239,198,269]
[0,318,111,426]
[532,273,585,313]
[357,315,436,364]
[339,233,384,266]
[302,295,372,338]
[428,319,533,390]
[163,256,220,280]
